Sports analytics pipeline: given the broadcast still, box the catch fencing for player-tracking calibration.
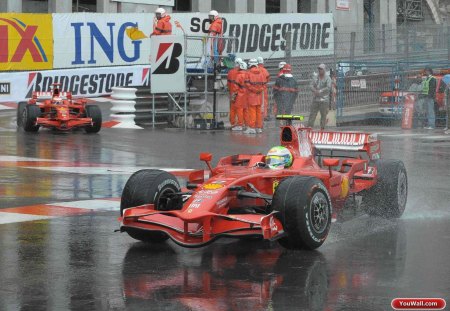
[335,60,450,124]
[267,23,450,124]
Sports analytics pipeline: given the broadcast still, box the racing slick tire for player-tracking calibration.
[121,169,182,243]
[272,176,332,250]
[84,105,102,133]
[16,101,27,127]
[362,159,407,218]
[22,104,41,132]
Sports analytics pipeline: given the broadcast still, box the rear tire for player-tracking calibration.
[121,169,182,243]
[84,105,102,133]
[272,176,332,250]
[362,160,407,218]
[17,101,27,127]
[22,105,41,132]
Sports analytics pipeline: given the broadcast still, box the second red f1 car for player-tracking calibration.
[17,84,102,133]
[119,115,408,250]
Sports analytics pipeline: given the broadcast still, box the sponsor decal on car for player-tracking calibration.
[272,180,280,193]
[340,176,349,198]
[203,183,224,190]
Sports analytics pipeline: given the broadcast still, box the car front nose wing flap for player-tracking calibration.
[120,207,284,247]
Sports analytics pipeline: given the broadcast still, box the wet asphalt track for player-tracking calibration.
[0,108,449,311]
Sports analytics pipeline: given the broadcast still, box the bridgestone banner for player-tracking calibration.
[0,65,150,102]
[52,12,334,69]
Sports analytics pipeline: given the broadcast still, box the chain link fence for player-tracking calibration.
[267,23,450,123]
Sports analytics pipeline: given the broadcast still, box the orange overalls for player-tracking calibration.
[227,67,240,126]
[152,15,172,36]
[233,69,248,127]
[246,66,266,129]
[208,18,223,62]
[258,64,270,118]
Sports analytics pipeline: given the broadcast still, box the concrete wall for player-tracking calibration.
[247,0,265,13]
[23,1,48,13]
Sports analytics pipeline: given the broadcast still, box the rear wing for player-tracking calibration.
[32,91,71,100]
[309,131,381,160]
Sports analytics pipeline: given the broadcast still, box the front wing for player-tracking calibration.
[120,206,285,247]
[36,117,93,130]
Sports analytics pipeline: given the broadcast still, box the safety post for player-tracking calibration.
[110,87,142,129]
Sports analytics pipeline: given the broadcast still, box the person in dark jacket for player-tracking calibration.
[273,64,298,116]
[421,66,437,129]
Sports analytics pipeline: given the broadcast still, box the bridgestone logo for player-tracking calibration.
[157,179,180,191]
[26,72,138,98]
[190,19,332,53]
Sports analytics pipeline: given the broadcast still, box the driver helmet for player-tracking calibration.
[265,146,293,169]
[53,96,63,104]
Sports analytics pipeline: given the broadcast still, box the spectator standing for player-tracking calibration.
[228,58,241,130]
[232,61,248,131]
[257,57,270,120]
[244,59,266,134]
[207,10,223,63]
[308,64,332,130]
[421,66,437,130]
[273,64,298,116]
[150,8,172,36]
[444,78,450,134]
[277,62,287,77]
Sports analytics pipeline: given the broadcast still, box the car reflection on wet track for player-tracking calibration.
[122,241,327,311]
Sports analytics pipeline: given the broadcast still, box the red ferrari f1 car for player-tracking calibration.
[119,115,408,250]
[17,84,102,133]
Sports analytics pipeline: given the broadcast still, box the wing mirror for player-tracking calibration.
[200,152,212,162]
[200,152,213,172]
[323,158,339,176]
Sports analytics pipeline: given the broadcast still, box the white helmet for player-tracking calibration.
[257,57,264,64]
[239,61,247,70]
[209,10,219,20]
[278,61,286,69]
[235,57,242,66]
[155,8,166,18]
[248,58,258,68]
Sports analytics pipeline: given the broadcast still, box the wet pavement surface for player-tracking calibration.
[0,109,449,311]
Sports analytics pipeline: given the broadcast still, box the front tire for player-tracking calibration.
[22,105,41,132]
[121,169,182,243]
[272,176,332,250]
[84,105,102,133]
[362,160,407,218]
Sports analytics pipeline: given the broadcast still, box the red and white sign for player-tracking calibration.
[401,94,416,129]
[336,0,350,11]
